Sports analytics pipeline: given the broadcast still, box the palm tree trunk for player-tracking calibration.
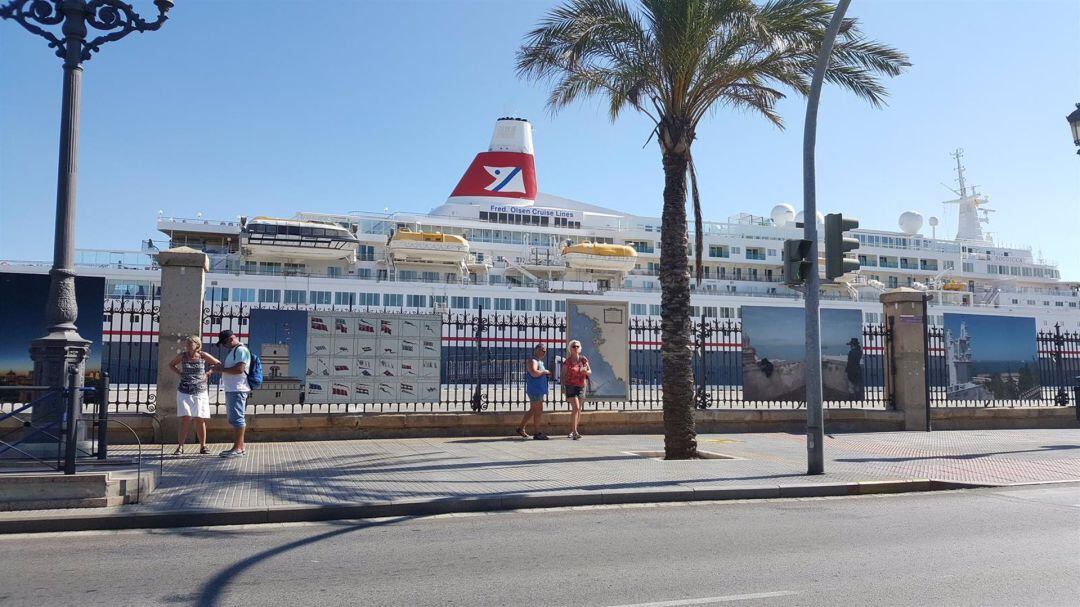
[659,150,698,460]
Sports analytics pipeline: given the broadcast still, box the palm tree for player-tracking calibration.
[518,0,908,459]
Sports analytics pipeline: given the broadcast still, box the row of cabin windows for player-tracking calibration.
[477,211,583,230]
[247,223,349,238]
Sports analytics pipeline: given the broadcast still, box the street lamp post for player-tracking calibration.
[1067,103,1080,155]
[1,0,171,452]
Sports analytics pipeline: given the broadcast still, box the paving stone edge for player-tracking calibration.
[0,478,996,535]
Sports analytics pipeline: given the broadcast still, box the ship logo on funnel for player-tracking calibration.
[483,166,525,193]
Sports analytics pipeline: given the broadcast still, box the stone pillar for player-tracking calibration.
[880,289,930,431]
[155,247,209,441]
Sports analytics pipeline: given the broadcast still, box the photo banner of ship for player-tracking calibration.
[941,313,1039,401]
[741,306,864,402]
[305,311,441,404]
[0,272,105,387]
[247,309,308,406]
[566,300,630,400]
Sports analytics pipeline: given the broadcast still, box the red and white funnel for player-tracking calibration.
[447,117,537,205]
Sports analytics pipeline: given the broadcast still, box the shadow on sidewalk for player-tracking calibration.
[836,444,1080,463]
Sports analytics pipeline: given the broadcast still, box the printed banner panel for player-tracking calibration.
[741,306,864,402]
[941,313,1039,401]
[0,273,105,386]
[565,300,630,400]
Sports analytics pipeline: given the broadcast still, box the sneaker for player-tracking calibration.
[219,449,246,458]
[516,427,531,439]
[571,432,582,440]
[533,433,549,440]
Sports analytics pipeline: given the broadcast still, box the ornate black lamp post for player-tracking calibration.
[1,1,171,451]
[1067,103,1080,156]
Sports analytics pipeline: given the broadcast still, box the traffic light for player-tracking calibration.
[824,213,860,279]
[783,238,813,286]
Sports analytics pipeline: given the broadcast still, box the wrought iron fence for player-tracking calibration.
[928,323,1080,407]
[83,299,892,414]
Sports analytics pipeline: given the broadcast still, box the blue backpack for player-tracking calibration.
[244,346,263,389]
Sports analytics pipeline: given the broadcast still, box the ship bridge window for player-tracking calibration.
[284,290,306,305]
[494,298,512,311]
[258,289,281,304]
[535,299,553,312]
[555,300,567,313]
[407,295,426,308]
[233,288,256,303]
[334,292,356,306]
[358,293,379,306]
[451,296,469,309]
[204,287,229,302]
[473,297,491,310]
[514,298,532,311]
[310,291,331,305]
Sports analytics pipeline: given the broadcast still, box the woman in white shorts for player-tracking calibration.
[169,336,219,454]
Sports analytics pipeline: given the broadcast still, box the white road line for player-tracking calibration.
[602,591,799,607]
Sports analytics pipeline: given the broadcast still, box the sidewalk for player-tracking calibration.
[2,429,1078,533]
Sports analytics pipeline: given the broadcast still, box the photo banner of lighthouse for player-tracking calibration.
[940,313,1039,401]
[740,306,865,402]
[305,311,441,404]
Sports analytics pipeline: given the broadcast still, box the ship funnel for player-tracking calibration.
[489,117,534,154]
[447,117,537,206]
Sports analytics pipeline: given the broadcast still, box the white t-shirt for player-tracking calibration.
[222,345,251,393]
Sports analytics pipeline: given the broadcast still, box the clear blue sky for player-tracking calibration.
[2,1,1078,279]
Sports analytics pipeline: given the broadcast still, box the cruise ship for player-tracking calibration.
[4,117,1078,330]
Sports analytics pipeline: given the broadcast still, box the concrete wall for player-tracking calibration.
[6,407,1072,444]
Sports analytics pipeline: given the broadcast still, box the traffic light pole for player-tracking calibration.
[802,0,850,475]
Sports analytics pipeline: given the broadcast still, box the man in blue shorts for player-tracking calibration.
[216,330,250,457]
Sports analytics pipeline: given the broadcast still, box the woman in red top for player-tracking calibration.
[562,339,591,440]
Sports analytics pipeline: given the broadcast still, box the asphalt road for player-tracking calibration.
[0,485,1077,607]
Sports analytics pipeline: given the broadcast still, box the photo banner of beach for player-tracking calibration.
[941,313,1039,401]
[246,309,308,406]
[0,272,105,387]
[741,306,864,402]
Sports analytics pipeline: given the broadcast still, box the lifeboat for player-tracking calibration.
[241,217,358,261]
[942,281,966,291]
[389,230,470,264]
[561,242,637,272]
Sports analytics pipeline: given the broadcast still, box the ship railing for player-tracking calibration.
[157,216,240,228]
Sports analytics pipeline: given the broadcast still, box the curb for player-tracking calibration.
[0,478,991,535]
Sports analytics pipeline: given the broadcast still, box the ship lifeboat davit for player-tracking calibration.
[561,242,637,272]
[389,230,470,264]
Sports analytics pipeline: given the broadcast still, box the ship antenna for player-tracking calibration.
[950,148,967,197]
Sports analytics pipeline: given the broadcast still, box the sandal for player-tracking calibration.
[173,446,184,455]
[199,446,210,455]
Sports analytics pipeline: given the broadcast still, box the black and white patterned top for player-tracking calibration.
[177,356,208,395]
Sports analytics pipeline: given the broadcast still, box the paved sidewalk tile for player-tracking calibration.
[5,429,1079,520]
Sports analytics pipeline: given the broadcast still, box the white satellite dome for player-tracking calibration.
[770,204,796,227]
[898,211,923,235]
[794,210,824,226]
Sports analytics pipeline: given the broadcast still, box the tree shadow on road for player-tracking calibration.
[194,516,417,607]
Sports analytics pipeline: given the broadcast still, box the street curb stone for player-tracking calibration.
[0,478,991,535]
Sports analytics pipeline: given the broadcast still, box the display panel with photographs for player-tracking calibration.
[741,306,864,402]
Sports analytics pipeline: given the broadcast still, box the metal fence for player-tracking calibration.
[83,299,892,414]
[928,323,1080,407]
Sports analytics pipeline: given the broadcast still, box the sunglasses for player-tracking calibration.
[570,345,580,349]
